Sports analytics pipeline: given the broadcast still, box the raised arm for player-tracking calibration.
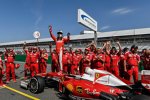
[105,41,111,55]
[86,41,96,48]
[5,47,8,52]
[63,32,70,43]
[49,42,52,55]
[49,25,56,42]
[116,41,122,55]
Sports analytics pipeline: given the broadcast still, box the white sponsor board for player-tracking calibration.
[33,31,40,39]
[78,9,97,31]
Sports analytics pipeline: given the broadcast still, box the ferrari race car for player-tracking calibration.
[20,68,150,100]
[59,68,150,100]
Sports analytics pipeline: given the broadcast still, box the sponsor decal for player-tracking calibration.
[81,15,95,24]
[85,88,100,95]
[110,88,115,93]
[95,73,101,80]
[76,86,83,94]
[66,83,74,92]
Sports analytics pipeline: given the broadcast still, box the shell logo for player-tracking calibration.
[66,83,74,92]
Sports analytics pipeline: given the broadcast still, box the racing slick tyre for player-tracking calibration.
[130,94,150,100]
[100,92,118,100]
[29,76,45,94]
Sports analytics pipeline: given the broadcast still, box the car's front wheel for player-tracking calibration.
[29,76,45,94]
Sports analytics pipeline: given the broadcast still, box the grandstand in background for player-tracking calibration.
[0,27,150,54]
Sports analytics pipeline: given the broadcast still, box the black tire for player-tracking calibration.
[29,76,45,94]
[131,95,150,100]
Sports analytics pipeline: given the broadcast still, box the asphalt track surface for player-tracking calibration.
[0,61,61,100]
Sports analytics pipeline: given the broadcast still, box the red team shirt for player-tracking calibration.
[125,52,140,66]
[50,34,69,54]
[110,54,120,67]
[93,53,105,69]
[30,52,40,63]
[72,53,82,65]
[6,53,15,63]
[25,50,31,63]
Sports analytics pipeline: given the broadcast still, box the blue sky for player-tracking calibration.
[0,0,150,42]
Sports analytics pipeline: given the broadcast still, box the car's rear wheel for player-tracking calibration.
[29,76,45,94]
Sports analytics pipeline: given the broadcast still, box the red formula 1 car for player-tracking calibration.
[59,68,150,100]
[20,68,150,100]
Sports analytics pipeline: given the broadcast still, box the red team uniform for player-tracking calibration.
[5,50,16,83]
[39,50,48,73]
[50,30,69,54]
[81,49,93,74]
[62,50,71,73]
[110,54,120,76]
[71,50,82,74]
[24,50,31,78]
[30,49,40,77]
[51,51,59,72]
[93,53,105,70]
[125,52,140,83]
[104,54,111,72]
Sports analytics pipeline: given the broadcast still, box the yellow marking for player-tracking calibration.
[4,85,40,100]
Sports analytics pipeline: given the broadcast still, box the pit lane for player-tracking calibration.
[0,61,62,100]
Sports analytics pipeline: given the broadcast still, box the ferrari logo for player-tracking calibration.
[95,73,100,79]
[76,86,83,94]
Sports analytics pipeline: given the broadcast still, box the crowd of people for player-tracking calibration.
[50,41,150,83]
[49,25,150,84]
[0,45,49,86]
[0,26,149,87]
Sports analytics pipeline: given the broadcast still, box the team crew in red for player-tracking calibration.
[71,49,82,74]
[109,42,122,76]
[93,48,105,70]
[49,26,70,54]
[30,47,40,77]
[62,49,71,73]
[39,48,48,73]
[104,42,111,72]
[50,44,60,72]
[23,43,32,79]
[49,25,70,71]
[5,48,16,83]
[124,45,140,83]
[0,52,4,86]
[80,48,93,75]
